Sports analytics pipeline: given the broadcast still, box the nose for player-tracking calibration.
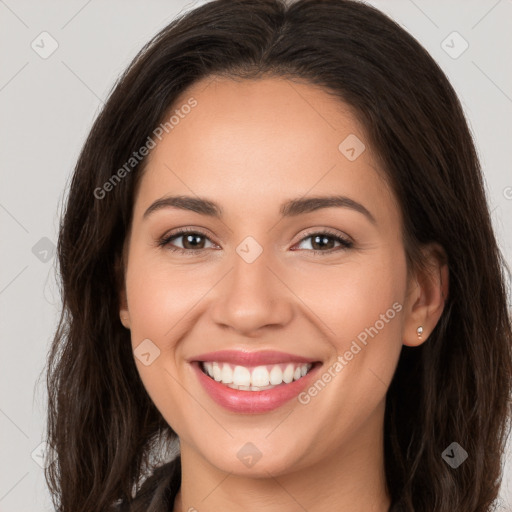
[209,248,294,337]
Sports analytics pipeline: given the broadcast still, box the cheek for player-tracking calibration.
[301,250,406,406]
[125,248,206,340]
[124,251,202,434]
[295,252,406,344]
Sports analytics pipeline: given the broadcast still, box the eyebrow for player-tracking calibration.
[143,194,377,225]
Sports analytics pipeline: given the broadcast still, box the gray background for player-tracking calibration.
[1,0,511,510]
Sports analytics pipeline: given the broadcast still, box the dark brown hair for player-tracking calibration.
[43,0,512,510]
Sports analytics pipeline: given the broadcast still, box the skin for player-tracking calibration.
[119,76,449,512]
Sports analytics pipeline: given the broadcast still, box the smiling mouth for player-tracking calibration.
[199,361,317,391]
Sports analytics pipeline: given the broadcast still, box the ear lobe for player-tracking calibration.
[119,289,131,329]
[115,252,131,329]
[402,243,449,347]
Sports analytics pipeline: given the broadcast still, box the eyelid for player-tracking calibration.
[158,226,353,255]
[158,226,219,251]
[294,227,353,247]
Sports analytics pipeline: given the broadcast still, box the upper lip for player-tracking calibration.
[190,350,318,366]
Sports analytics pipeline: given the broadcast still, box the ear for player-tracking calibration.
[402,243,449,347]
[115,251,131,330]
[119,288,131,330]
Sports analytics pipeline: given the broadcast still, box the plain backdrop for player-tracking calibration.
[0,0,511,510]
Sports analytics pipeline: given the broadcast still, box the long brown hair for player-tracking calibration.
[43,0,512,510]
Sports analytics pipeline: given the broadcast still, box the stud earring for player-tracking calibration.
[417,326,423,339]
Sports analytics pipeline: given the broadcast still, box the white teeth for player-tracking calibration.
[283,364,294,383]
[250,384,276,391]
[221,363,233,384]
[269,366,283,385]
[212,362,222,381]
[201,362,313,390]
[204,362,214,378]
[251,365,270,387]
[232,365,251,386]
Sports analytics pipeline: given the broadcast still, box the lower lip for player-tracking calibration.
[192,362,321,413]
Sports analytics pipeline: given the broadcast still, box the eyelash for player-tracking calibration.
[157,227,353,256]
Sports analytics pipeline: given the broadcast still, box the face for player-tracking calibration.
[120,76,415,477]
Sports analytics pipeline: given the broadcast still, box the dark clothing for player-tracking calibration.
[117,456,181,512]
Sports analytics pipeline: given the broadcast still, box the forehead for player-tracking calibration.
[134,76,398,227]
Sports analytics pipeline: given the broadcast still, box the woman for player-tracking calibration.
[44,0,512,511]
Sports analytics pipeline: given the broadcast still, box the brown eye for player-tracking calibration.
[158,229,216,254]
[158,228,352,256]
[176,232,207,250]
[294,230,353,254]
